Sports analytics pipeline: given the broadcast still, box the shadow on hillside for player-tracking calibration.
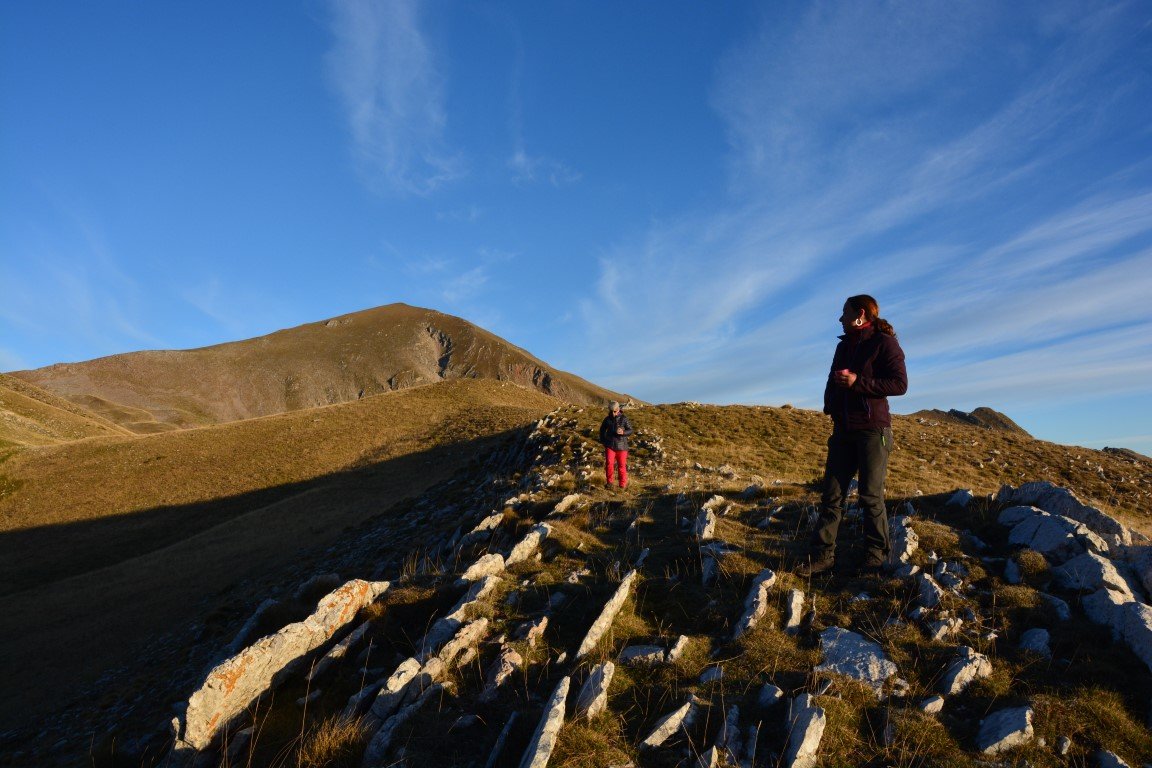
[0,428,525,597]
[0,427,526,740]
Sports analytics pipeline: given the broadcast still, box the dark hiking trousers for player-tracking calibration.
[812,426,892,560]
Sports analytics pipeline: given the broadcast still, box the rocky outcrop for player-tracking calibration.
[997,481,1130,549]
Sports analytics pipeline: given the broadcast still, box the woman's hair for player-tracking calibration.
[847,294,897,338]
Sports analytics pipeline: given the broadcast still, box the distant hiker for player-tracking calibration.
[798,294,908,577]
[600,401,633,489]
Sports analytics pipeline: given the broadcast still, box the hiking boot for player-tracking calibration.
[796,552,835,577]
[858,552,888,577]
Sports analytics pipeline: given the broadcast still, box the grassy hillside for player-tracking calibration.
[0,373,130,448]
[10,303,630,433]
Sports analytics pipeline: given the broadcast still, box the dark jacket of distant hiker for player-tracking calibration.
[599,412,633,451]
[823,326,908,431]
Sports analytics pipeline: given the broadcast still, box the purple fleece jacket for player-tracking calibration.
[822,325,908,430]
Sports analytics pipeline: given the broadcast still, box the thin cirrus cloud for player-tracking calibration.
[325,0,463,195]
[575,1,1152,422]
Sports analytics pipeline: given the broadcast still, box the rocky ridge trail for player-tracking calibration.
[16,405,1152,768]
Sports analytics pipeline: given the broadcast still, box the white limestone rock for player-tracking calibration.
[1094,749,1132,768]
[1040,592,1072,621]
[640,695,701,749]
[918,695,945,714]
[507,523,552,566]
[619,645,668,666]
[927,617,963,641]
[759,683,784,708]
[1051,552,1135,597]
[784,589,806,633]
[576,570,638,659]
[478,646,524,704]
[461,553,506,583]
[1018,628,1051,656]
[701,554,719,587]
[998,505,1040,527]
[308,620,372,682]
[439,618,489,667]
[1009,512,1108,564]
[667,635,690,662]
[814,627,899,697]
[575,662,615,719]
[518,676,570,768]
[976,705,1034,754]
[733,568,778,638]
[695,508,718,541]
[997,481,1130,549]
[887,515,920,568]
[175,579,389,753]
[1003,557,1023,585]
[362,681,446,766]
[916,573,945,608]
[783,693,826,768]
[939,646,992,695]
[552,493,581,516]
[716,705,743,765]
[1120,601,1152,674]
[1084,589,1133,638]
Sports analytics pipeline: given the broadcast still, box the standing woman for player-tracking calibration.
[600,401,633,489]
[798,295,907,576]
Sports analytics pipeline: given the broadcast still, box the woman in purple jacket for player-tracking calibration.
[798,295,908,577]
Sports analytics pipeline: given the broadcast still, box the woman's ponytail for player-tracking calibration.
[875,317,897,338]
[847,294,897,338]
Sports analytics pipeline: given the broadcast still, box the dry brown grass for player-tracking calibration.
[292,715,368,768]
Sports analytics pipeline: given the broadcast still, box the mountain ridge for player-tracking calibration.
[9,303,630,434]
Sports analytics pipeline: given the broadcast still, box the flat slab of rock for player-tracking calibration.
[1008,512,1107,564]
[998,481,1130,549]
[1051,552,1135,598]
[640,694,700,749]
[814,627,899,696]
[175,578,389,753]
[507,523,552,566]
[976,705,1034,754]
[733,568,777,638]
[552,493,581,515]
[619,645,669,666]
[461,553,506,582]
[519,676,570,768]
[939,646,992,695]
[419,575,501,659]
[576,570,638,659]
[575,662,614,719]
[783,693,826,768]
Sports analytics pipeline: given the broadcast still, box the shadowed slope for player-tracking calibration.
[10,303,629,433]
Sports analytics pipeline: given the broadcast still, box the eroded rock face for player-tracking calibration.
[1008,513,1107,564]
[976,705,1034,754]
[814,627,899,696]
[175,579,389,753]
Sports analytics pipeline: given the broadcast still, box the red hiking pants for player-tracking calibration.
[605,448,628,487]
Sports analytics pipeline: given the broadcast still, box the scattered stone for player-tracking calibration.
[939,646,993,695]
[173,579,389,753]
[814,627,899,696]
[619,645,669,666]
[700,665,723,684]
[887,516,920,568]
[916,573,946,608]
[552,493,581,515]
[716,705,743,765]
[513,616,549,648]
[1094,750,1132,768]
[479,646,524,703]
[919,695,945,714]
[1057,736,1072,756]
[759,683,784,708]
[420,576,501,659]
[784,589,805,633]
[733,568,778,638]
[1018,628,1051,657]
[895,563,921,579]
[507,523,552,566]
[695,746,719,768]
[927,617,963,641]
[460,553,505,583]
[575,662,614,719]
[783,693,826,768]
[640,695,701,749]
[576,570,638,659]
[1004,558,1023,585]
[947,489,974,508]
[667,635,690,662]
[1039,592,1072,621]
[363,681,447,765]
[695,508,718,541]
[976,705,1034,754]
[518,676,570,768]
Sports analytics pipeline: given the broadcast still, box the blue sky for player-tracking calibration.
[3,1,1152,455]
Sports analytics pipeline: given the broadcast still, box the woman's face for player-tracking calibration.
[839,302,862,331]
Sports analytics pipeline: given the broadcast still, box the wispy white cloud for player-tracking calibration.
[572,0,1152,447]
[325,0,463,195]
[508,149,581,187]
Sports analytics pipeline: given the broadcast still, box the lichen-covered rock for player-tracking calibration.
[814,627,899,696]
[175,579,389,753]
[976,705,1034,754]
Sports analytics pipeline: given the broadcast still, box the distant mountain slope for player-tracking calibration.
[910,406,1031,436]
[10,304,629,433]
[0,374,130,447]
